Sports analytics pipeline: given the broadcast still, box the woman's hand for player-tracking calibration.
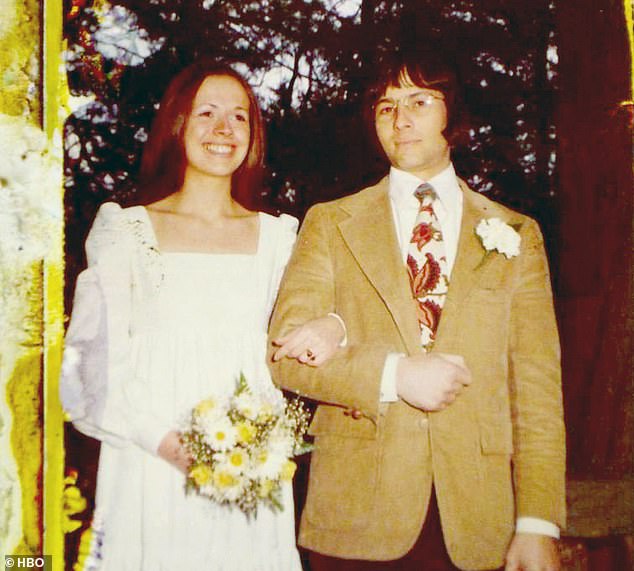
[271,314,346,367]
[157,430,193,474]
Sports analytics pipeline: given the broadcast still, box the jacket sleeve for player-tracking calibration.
[60,203,171,454]
[268,204,394,422]
[509,217,566,528]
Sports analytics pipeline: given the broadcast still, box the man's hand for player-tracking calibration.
[505,533,560,571]
[271,314,345,366]
[396,353,472,411]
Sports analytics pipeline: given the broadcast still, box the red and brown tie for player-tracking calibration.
[406,183,449,351]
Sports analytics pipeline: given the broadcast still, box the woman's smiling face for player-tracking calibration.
[183,74,251,181]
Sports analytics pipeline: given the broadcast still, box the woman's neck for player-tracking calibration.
[169,171,245,218]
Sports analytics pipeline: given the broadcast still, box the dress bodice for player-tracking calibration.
[133,253,264,335]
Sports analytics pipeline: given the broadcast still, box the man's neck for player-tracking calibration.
[390,162,454,186]
[400,152,452,182]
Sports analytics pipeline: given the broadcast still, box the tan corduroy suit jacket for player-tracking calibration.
[268,176,566,571]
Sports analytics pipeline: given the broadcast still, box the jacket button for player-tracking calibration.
[418,417,429,429]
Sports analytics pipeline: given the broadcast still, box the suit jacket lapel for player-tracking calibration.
[444,183,490,305]
[435,181,504,343]
[337,178,422,354]
[335,177,512,354]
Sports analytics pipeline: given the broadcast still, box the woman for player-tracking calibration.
[61,59,342,570]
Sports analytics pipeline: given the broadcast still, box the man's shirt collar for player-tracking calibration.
[388,163,460,211]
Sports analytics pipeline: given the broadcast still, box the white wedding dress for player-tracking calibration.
[61,202,302,571]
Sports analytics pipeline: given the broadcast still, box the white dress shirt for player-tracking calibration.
[388,163,463,269]
[377,163,559,539]
[379,163,462,403]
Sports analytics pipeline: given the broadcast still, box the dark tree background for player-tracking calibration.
[63,0,559,301]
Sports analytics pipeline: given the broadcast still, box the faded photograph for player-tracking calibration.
[0,1,632,570]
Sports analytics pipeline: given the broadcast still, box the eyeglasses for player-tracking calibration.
[374,91,445,121]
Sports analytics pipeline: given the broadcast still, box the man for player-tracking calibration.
[268,50,565,571]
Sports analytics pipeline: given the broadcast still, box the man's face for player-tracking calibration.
[374,72,451,180]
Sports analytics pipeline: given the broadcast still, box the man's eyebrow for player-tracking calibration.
[376,90,428,103]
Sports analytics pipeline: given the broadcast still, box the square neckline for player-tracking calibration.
[140,206,263,257]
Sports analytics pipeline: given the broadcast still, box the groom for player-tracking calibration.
[269,50,565,571]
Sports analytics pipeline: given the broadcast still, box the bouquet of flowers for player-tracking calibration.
[181,373,312,516]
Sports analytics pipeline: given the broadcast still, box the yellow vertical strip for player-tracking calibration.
[42,1,66,570]
[626,0,634,97]
[43,0,65,138]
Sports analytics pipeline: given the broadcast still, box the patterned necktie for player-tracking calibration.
[406,183,449,351]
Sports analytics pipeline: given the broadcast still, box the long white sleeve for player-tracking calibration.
[60,203,171,454]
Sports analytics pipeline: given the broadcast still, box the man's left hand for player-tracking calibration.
[505,533,560,571]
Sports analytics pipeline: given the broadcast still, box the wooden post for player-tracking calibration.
[555,0,633,563]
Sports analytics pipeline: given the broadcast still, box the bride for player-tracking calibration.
[61,59,343,570]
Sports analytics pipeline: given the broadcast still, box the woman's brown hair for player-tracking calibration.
[136,59,265,210]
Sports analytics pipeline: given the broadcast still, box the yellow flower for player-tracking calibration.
[195,398,217,416]
[236,421,257,444]
[189,464,213,486]
[227,449,248,472]
[258,479,275,498]
[62,485,87,533]
[73,527,93,571]
[213,470,240,489]
[280,460,297,482]
[62,471,87,534]
[254,450,268,465]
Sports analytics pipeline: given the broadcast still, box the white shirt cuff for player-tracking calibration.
[516,517,560,539]
[380,353,403,402]
[327,313,348,347]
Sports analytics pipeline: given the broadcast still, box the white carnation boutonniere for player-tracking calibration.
[475,218,521,259]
